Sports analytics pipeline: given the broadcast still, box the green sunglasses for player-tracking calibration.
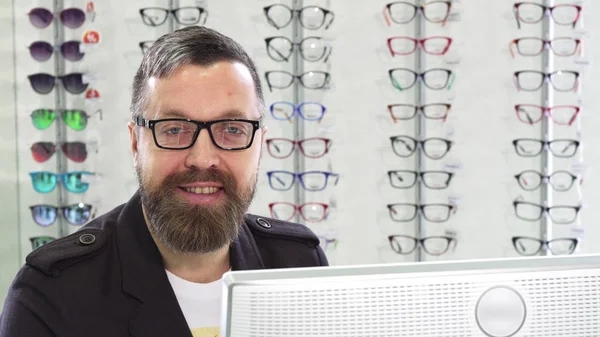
[30,108,102,131]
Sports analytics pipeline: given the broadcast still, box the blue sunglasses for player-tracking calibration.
[29,171,94,193]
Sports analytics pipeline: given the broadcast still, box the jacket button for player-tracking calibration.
[256,218,271,229]
[78,234,96,245]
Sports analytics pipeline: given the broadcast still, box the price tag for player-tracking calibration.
[86,1,96,23]
[82,30,101,47]
[85,88,102,104]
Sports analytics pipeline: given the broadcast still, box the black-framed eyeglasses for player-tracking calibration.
[514,170,578,192]
[139,40,154,54]
[265,36,331,63]
[390,135,453,160]
[513,200,581,224]
[388,235,456,256]
[265,71,331,92]
[389,68,455,91]
[139,7,208,27]
[513,70,579,92]
[387,170,454,190]
[512,236,578,256]
[134,116,262,151]
[512,138,580,158]
[387,203,455,223]
[263,4,335,30]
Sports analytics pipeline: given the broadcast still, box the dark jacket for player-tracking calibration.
[0,191,328,337]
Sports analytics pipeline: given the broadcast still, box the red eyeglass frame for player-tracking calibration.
[387,36,453,56]
[268,202,329,222]
[514,104,581,126]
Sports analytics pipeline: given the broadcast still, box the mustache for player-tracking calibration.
[162,169,234,188]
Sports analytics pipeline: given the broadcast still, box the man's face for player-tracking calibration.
[128,61,266,254]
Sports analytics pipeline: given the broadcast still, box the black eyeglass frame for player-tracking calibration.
[387,170,454,190]
[264,36,331,63]
[388,235,456,256]
[134,116,263,151]
[511,236,579,256]
[139,7,209,27]
[263,4,335,30]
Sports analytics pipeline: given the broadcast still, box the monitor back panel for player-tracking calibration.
[223,256,600,337]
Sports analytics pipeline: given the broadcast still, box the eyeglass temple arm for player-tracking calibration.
[325,12,335,30]
[92,109,103,121]
[513,5,521,29]
[268,44,289,62]
[382,5,391,27]
[201,8,209,25]
[323,47,333,63]
[264,9,281,30]
[509,40,517,58]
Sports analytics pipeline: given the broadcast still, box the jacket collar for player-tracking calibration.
[115,191,264,336]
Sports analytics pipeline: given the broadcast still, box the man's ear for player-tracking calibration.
[127,121,139,167]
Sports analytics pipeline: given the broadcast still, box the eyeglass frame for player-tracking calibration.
[139,7,209,27]
[263,4,335,30]
[266,137,332,159]
[388,68,455,91]
[513,2,582,29]
[264,36,332,63]
[266,170,340,191]
[390,135,453,160]
[134,116,263,151]
[513,70,580,92]
[388,235,456,256]
[514,104,580,126]
[512,138,580,158]
[387,36,453,56]
[511,236,579,256]
[268,201,329,222]
[387,203,456,223]
[509,37,582,58]
[513,200,581,224]
[388,103,451,122]
[383,1,452,27]
[264,70,331,92]
[514,169,578,192]
[387,170,454,190]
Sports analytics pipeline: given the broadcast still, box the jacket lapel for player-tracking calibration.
[116,192,192,337]
[116,192,266,337]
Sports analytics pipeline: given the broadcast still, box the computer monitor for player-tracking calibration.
[221,254,600,337]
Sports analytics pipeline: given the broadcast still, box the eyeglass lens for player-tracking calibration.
[266,37,327,62]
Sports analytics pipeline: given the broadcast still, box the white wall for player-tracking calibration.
[2,0,600,307]
[0,0,20,305]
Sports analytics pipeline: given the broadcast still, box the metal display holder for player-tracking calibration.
[53,0,68,238]
[292,0,306,224]
[168,0,178,33]
[540,0,553,256]
[412,2,426,262]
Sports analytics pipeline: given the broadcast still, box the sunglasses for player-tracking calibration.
[28,40,84,62]
[29,171,95,194]
[30,141,88,163]
[30,203,93,227]
[30,108,100,131]
[28,73,88,95]
[30,236,56,250]
[28,7,86,29]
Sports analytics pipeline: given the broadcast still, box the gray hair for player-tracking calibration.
[130,26,265,119]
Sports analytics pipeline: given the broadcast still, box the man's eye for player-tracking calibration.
[165,128,182,135]
[226,127,242,134]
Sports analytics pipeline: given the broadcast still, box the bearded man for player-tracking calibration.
[0,26,328,337]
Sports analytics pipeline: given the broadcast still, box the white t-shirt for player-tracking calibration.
[166,269,224,337]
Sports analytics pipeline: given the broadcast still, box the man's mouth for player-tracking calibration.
[180,186,221,195]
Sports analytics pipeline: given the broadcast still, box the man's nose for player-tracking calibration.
[184,129,221,170]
